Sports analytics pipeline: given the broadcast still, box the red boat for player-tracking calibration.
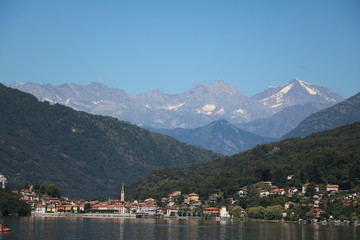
[0,224,11,232]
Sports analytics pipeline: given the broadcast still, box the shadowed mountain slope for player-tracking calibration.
[283,92,360,139]
[151,119,276,155]
[0,84,221,199]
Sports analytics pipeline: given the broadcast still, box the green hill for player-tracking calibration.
[0,84,221,199]
[127,122,360,200]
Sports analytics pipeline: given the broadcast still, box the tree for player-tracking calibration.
[354,201,360,217]
[16,201,32,216]
[247,206,265,219]
[305,211,314,220]
[35,183,61,198]
[0,188,31,216]
[231,206,246,218]
[288,212,298,221]
[18,182,30,190]
[176,195,184,205]
[84,203,91,212]
[264,205,283,220]
[45,184,61,198]
[261,169,272,182]
[305,183,316,199]
[351,215,359,223]
[272,169,287,187]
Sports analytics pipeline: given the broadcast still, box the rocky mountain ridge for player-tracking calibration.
[150,119,276,155]
[237,102,332,138]
[283,92,360,138]
[10,79,344,131]
[252,78,343,113]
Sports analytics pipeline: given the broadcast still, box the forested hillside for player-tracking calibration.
[0,84,221,199]
[128,122,360,200]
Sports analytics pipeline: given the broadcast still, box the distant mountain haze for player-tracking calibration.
[9,79,344,132]
[150,119,276,155]
[283,92,360,139]
[237,102,332,138]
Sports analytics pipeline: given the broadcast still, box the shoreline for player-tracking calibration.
[32,213,136,218]
[30,213,360,226]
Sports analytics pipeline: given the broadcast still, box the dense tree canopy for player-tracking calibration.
[128,122,360,200]
[0,189,31,216]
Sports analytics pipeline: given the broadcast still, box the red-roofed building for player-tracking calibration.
[34,204,46,214]
[184,193,200,204]
[326,184,339,193]
[288,187,298,194]
[272,188,285,195]
[203,207,219,215]
[166,205,179,216]
[168,191,181,198]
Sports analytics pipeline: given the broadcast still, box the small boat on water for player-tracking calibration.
[0,224,11,232]
[0,228,11,232]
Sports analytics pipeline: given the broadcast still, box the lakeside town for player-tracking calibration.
[7,172,359,226]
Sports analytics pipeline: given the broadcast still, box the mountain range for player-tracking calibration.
[8,78,346,155]
[1,81,359,200]
[0,84,221,199]
[149,91,359,155]
[10,78,343,131]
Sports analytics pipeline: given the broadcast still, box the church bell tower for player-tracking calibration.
[120,183,125,201]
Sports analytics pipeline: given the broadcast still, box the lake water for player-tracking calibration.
[0,217,359,240]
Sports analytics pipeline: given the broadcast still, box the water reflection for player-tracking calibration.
[0,217,359,240]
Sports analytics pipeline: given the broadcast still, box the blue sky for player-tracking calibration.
[0,0,359,98]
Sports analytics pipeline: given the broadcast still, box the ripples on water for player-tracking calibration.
[0,217,359,240]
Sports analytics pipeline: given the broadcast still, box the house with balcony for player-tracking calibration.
[165,205,179,216]
[259,190,269,198]
[203,207,219,215]
[238,187,248,197]
[184,193,200,204]
[326,184,339,193]
[301,184,319,194]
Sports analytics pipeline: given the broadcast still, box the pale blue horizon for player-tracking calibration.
[0,0,359,98]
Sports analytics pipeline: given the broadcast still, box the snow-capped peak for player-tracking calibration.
[12,81,25,87]
[286,78,318,95]
[279,83,294,94]
[298,81,319,95]
[252,78,344,113]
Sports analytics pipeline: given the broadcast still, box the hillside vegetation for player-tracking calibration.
[0,84,221,199]
[127,122,360,200]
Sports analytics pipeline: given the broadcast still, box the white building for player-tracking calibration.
[220,206,230,218]
[259,190,269,198]
[34,204,46,214]
[0,174,6,189]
